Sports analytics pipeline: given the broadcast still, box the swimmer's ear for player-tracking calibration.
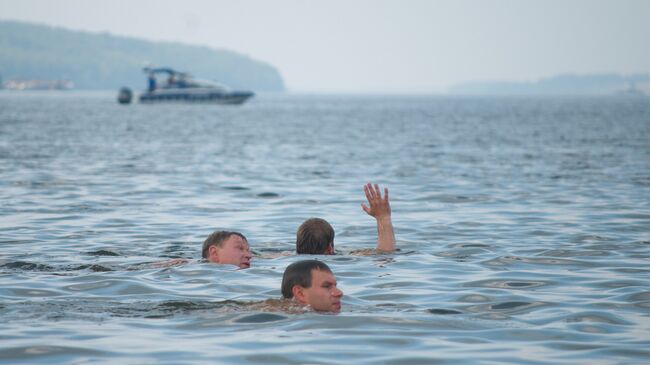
[292,285,306,304]
[208,245,219,263]
[325,243,334,255]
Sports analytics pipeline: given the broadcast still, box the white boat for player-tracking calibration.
[118,67,254,105]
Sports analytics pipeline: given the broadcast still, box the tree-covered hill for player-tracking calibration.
[0,20,285,91]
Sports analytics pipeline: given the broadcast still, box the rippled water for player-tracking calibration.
[1,91,649,364]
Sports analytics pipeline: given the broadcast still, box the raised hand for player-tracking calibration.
[361,183,391,219]
[361,183,395,252]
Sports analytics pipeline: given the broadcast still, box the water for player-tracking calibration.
[1,91,649,364]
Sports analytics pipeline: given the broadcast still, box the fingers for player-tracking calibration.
[363,183,392,218]
[364,182,390,204]
[365,183,382,200]
[368,183,385,199]
[364,183,373,202]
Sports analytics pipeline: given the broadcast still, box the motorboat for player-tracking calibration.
[118,67,254,105]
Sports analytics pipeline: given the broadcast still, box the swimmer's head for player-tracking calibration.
[202,231,251,269]
[296,218,334,255]
[281,260,342,312]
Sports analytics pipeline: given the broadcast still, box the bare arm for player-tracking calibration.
[148,258,189,268]
[361,183,396,252]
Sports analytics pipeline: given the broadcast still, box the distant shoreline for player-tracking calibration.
[448,73,650,96]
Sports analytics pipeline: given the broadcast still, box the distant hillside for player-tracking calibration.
[448,73,650,95]
[0,20,285,91]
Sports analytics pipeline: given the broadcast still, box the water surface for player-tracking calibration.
[1,91,649,364]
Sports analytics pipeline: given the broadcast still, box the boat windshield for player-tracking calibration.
[143,67,233,91]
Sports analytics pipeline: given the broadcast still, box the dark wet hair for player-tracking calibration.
[201,231,247,259]
[281,260,332,299]
[296,218,334,254]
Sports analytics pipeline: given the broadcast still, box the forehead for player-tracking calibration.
[310,269,336,284]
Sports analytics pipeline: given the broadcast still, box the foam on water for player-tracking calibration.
[1,92,649,364]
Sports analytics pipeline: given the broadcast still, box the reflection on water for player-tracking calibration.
[1,92,649,364]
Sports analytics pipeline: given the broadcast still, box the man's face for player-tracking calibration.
[210,235,251,269]
[301,269,343,312]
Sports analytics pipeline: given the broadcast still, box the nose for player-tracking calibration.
[333,287,343,297]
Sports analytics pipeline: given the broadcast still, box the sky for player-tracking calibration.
[1,0,649,93]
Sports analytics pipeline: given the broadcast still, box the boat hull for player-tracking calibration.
[139,89,254,105]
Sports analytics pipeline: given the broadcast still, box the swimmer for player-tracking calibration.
[161,260,341,314]
[201,230,251,269]
[219,260,342,314]
[296,183,396,254]
[150,230,251,269]
[281,260,342,312]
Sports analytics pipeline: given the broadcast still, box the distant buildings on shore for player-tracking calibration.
[1,78,74,90]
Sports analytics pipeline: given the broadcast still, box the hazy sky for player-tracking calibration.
[1,0,648,93]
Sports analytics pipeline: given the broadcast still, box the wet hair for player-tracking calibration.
[296,218,334,254]
[281,260,332,299]
[201,231,247,259]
